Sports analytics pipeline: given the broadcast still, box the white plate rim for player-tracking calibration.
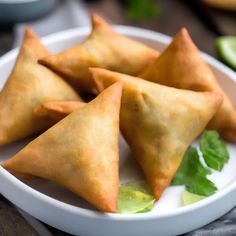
[0,25,236,222]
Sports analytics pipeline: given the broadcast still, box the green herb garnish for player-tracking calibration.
[172,146,217,196]
[200,130,229,171]
[119,131,229,213]
[125,0,161,21]
[172,130,230,197]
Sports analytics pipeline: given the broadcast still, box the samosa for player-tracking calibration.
[2,82,122,212]
[90,68,222,199]
[39,14,159,93]
[141,28,236,142]
[0,27,80,146]
[34,100,86,121]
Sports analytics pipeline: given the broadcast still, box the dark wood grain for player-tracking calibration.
[0,195,39,236]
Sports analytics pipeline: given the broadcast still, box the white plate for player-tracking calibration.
[0,26,236,236]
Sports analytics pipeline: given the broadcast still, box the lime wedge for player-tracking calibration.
[118,181,155,214]
[216,36,236,70]
[182,190,206,206]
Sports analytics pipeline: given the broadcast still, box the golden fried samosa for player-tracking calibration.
[141,28,236,142]
[91,68,222,199]
[34,100,86,121]
[39,14,159,93]
[2,82,122,212]
[0,28,80,147]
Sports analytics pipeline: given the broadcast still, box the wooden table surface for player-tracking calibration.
[0,0,235,235]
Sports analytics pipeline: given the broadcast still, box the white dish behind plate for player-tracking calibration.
[0,26,236,236]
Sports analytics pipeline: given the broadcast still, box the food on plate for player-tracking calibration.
[34,100,86,121]
[173,130,229,197]
[216,36,236,70]
[118,181,155,213]
[118,130,229,212]
[200,130,229,171]
[172,146,217,196]
[2,82,122,212]
[0,27,80,147]
[39,14,159,93]
[90,68,222,199]
[181,190,206,206]
[0,19,233,214]
[8,171,34,180]
[140,28,236,142]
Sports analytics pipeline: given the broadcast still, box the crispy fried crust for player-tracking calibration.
[0,27,80,146]
[39,14,159,93]
[141,28,236,142]
[91,68,222,199]
[2,82,122,212]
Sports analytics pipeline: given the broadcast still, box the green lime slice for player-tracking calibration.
[216,36,236,70]
[117,181,155,214]
[182,190,206,206]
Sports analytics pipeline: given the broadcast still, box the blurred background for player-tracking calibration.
[0,0,236,59]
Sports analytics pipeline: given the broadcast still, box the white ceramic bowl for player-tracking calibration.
[0,26,236,236]
[0,0,57,23]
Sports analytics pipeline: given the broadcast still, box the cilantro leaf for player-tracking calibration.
[172,147,217,196]
[200,130,229,171]
[186,175,217,196]
[172,147,211,185]
[125,0,161,21]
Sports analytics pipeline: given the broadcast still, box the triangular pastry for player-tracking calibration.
[90,68,222,199]
[34,100,86,121]
[2,82,122,212]
[39,14,159,93]
[141,28,236,142]
[0,27,80,146]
